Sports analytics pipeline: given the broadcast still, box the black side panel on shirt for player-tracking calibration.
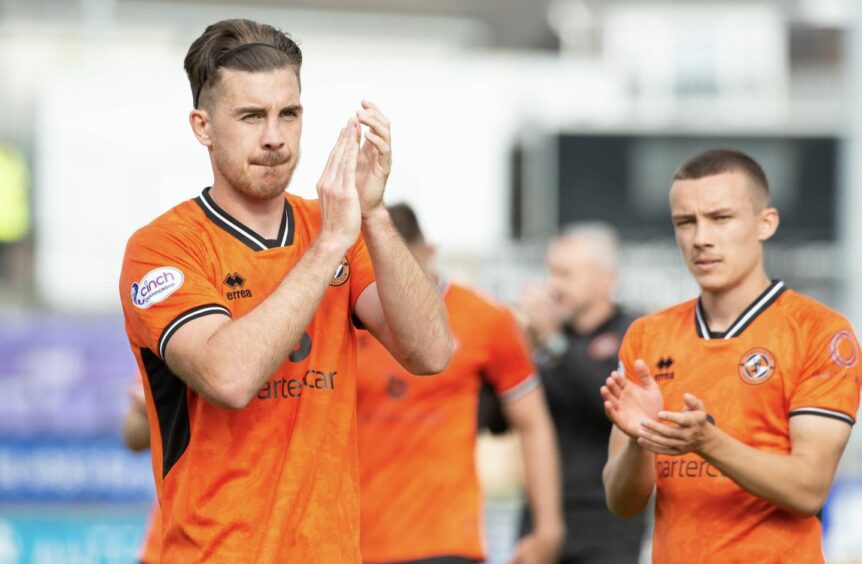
[141,347,191,478]
[477,376,510,435]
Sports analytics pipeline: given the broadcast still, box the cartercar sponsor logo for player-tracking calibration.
[131,267,184,309]
[656,456,724,479]
[257,370,337,400]
[257,332,337,400]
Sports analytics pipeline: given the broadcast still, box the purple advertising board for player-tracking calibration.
[0,313,152,502]
[0,313,137,438]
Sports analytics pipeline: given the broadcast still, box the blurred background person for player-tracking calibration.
[356,203,564,564]
[519,223,645,564]
[122,379,161,564]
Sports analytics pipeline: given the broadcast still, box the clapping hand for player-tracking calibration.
[354,100,392,219]
[600,359,664,438]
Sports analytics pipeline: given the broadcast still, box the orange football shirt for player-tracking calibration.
[140,502,162,564]
[119,188,375,563]
[356,282,538,562]
[618,281,862,564]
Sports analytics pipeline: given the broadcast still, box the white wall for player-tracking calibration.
[26,26,621,311]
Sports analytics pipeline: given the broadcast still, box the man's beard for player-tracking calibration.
[215,149,300,200]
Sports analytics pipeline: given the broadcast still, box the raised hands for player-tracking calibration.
[600,359,663,439]
[638,393,712,455]
[317,102,392,249]
[354,100,392,217]
[317,118,362,251]
[602,361,714,456]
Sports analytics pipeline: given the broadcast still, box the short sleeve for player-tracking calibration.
[119,229,231,359]
[789,320,862,426]
[617,317,643,383]
[483,306,539,403]
[347,233,376,314]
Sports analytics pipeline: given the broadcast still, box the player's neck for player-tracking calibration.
[209,182,285,240]
[699,271,772,333]
[571,299,616,335]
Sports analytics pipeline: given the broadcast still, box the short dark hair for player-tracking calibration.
[184,19,303,109]
[673,148,770,206]
[387,203,424,244]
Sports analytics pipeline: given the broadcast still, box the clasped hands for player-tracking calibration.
[316,101,392,249]
[600,359,713,456]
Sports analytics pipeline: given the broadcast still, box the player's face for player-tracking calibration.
[546,238,614,320]
[204,68,303,200]
[670,171,777,294]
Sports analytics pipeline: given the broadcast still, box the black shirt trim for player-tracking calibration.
[789,408,855,426]
[158,303,231,359]
[195,187,295,252]
[695,280,787,340]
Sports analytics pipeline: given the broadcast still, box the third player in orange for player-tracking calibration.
[356,204,564,564]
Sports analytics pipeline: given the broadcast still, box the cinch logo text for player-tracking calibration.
[131,267,184,309]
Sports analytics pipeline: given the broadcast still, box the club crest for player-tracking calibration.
[738,348,776,385]
[330,256,350,286]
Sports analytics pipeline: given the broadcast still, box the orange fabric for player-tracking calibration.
[140,502,162,564]
[356,283,536,562]
[618,287,862,564]
[119,190,375,563]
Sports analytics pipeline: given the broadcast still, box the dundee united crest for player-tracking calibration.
[329,256,350,286]
[738,348,776,385]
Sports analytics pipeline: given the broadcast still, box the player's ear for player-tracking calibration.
[757,207,779,242]
[189,109,214,147]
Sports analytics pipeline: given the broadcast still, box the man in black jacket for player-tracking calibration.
[519,223,645,564]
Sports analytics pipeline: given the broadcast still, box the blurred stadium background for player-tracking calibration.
[1,0,862,562]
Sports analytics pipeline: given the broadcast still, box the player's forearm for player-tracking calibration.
[697,426,831,516]
[603,434,655,519]
[187,237,348,408]
[517,410,565,541]
[361,208,451,374]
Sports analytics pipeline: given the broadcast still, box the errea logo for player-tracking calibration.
[223,272,253,300]
[131,267,184,309]
[655,356,675,381]
[223,272,245,288]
